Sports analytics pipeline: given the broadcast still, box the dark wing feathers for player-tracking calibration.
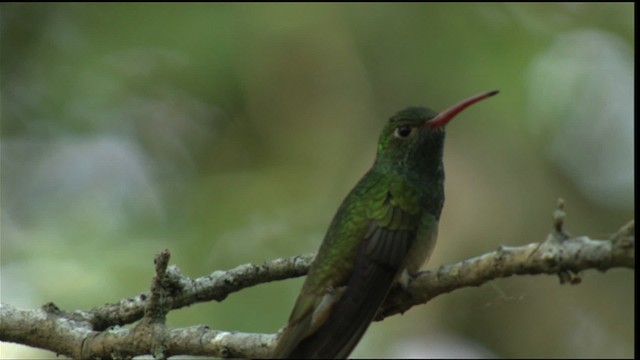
[365,225,410,268]
[283,190,419,358]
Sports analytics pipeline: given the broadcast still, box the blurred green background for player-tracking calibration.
[0,3,634,359]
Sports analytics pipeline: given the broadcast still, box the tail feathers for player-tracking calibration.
[289,265,395,358]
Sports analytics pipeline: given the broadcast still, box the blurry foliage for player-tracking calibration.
[0,3,633,359]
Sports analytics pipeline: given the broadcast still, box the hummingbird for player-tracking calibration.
[272,90,499,359]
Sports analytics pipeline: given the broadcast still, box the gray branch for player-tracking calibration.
[0,218,634,359]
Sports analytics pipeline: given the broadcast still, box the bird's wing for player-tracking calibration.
[274,177,422,358]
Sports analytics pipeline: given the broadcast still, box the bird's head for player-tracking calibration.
[375,90,499,176]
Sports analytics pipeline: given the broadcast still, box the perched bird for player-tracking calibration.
[273,90,499,359]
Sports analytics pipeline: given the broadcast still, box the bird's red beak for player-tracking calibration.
[425,90,499,128]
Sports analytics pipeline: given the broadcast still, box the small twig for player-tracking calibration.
[138,249,172,360]
[144,249,172,323]
[610,220,634,244]
[553,198,570,240]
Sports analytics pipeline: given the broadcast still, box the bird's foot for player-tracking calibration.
[397,269,416,290]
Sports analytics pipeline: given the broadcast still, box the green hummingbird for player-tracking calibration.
[272,90,499,359]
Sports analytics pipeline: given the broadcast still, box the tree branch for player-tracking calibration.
[0,216,634,359]
[377,220,634,319]
[0,303,276,359]
[62,253,315,332]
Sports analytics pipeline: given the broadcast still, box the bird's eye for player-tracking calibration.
[394,125,413,139]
